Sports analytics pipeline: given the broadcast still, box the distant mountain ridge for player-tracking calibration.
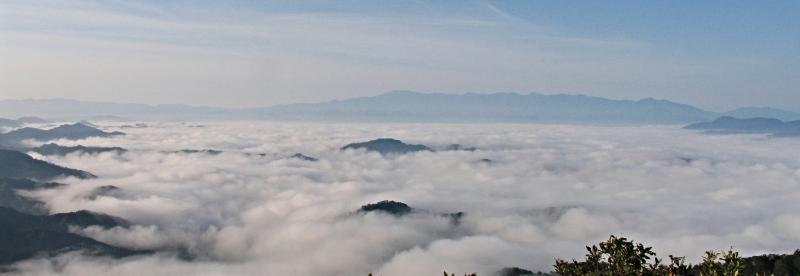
[2,91,799,124]
[685,116,800,137]
[0,98,225,119]
[240,91,717,124]
[0,123,124,149]
[723,107,800,121]
[30,143,127,156]
[0,116,49,128]
[2,123,123,141]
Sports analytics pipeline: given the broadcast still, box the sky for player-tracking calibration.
[0,0,798,111]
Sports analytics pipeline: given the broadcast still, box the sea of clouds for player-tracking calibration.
[8,122,800,275]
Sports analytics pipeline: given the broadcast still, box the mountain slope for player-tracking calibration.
[723,107,800,121]
[0,207,143,265]
[0,150,95,180]
[0,118,20,128]
[0,178,62,215]
[685,116,800,136]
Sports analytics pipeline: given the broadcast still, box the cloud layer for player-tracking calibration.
[9,122,800,275]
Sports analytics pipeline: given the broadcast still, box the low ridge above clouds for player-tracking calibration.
[723,107,800,121]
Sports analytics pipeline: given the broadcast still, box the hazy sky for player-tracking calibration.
[1,0,798,111]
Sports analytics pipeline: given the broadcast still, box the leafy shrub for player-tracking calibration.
[554,235,744,276]
[368,235,800,276]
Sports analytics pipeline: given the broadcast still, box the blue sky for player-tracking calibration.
[0,0,797,111]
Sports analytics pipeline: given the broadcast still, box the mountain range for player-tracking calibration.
[237,91,717,124]
[0,117,49,128]
[1,123,123,142]
[723,107,800,122]
[30,143,127,156]
[3,91,800,124]
[0,123,124,149]
[0,207,144,265]
[0,148,150,266]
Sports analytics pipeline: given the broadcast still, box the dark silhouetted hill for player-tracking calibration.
[0,207,143,265]
[342,138,432,155]
[443,144,478,151]
[0,178,62,215]
[0,123,124,150]
[357,200,464,225]
[0,149,95,180]
[0,123,123,142]
[743,250,800,275]
[30,143,127,156]
[358,200,413,216]
[47,210,129,230]
[86,185,123,200]
[290,153,318,161]
[495,267,537,276]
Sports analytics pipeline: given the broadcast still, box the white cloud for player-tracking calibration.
[8,122,800,275]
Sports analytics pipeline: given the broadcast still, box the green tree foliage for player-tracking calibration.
[554,236,745,276]
[367,236,800,276]
[697,250,747,276]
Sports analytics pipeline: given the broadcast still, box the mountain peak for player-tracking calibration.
[358,200,413,216]
[341,138,433,155]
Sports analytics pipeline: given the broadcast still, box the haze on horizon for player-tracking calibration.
[1,1,798,112]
